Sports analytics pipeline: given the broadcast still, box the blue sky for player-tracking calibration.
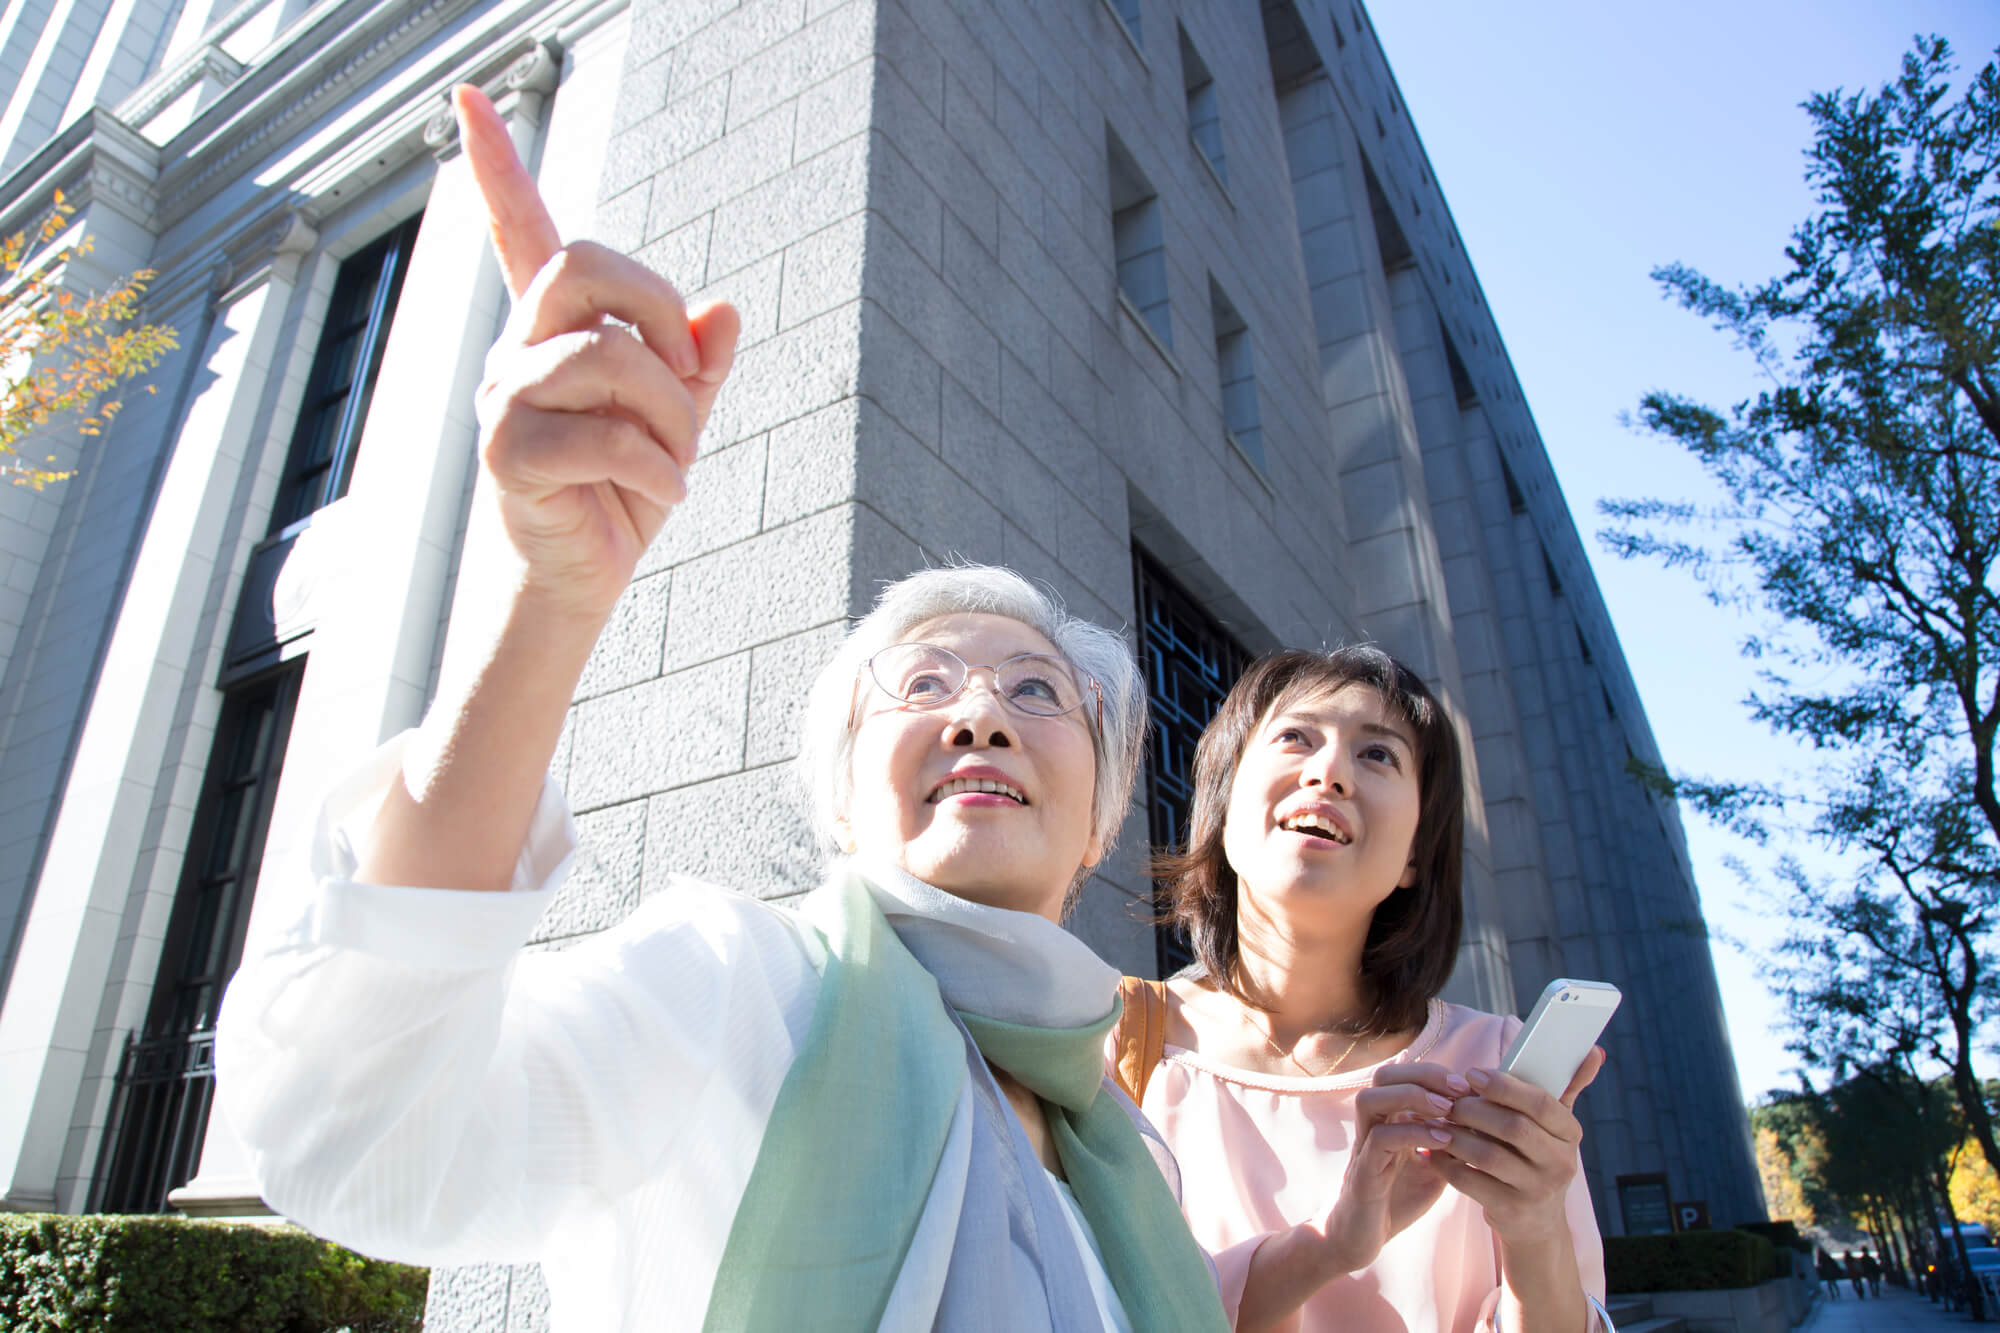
[1366,1,1999,1105]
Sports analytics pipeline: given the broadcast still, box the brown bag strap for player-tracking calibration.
[1112,976,1168,1106]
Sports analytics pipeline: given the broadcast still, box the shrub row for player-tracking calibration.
[0,1214,427,1332]
[1605,1228,1778,1293]
[1734,1219,1809,1252]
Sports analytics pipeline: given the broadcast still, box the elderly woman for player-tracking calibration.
[214,91,1235,1333]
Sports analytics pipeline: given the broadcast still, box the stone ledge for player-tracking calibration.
[1632,1273,1817,1333]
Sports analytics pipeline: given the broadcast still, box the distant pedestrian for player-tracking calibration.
[1862,1251,1882,1297]
[1844,1251,1866,1298]
[1817,1248,1843,1299]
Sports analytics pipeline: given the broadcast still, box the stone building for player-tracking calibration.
[0,0,1762,1319]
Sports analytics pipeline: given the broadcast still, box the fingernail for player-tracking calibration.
[1465,1068,1492,1090]
[1427,1093,1453,1113]
[1445,1075,1472,1096]
[1430,1128,1453,1144]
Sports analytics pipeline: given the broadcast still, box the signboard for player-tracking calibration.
[1677,1200,1711,1231]
[1617,1173,1674,1236]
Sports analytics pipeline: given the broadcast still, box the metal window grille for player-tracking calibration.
[94,666,302,1213]
[1133,549,1249,978]
[93,1029,217,1215]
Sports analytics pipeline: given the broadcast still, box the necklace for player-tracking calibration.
[1255,1018,1366,1078]
[1190,976,1373,1077]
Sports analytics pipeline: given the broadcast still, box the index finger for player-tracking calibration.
[454,84,561,300]
[1373,1062,1474,1099]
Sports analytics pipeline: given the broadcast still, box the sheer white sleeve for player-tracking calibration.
[214,733,820,1266]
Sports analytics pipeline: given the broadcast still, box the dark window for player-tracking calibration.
[95,665,304,1213]
[1106,0,1142,44]
[1180,27,1226,185]
[1440,319,1477,408]
[1210,279,1263,471]
[1543,546,1564,597]
[269,216,421,531]
[1108,132,1171,351]
[1576,625,1594,664]
[1361,158,1412,271]
[1499,454,1526,514]
[1134,549,1249,977]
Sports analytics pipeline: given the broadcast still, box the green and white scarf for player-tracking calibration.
[702,859,1230,1332]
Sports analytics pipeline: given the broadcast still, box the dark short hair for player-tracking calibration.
[1154,646,1465,1036]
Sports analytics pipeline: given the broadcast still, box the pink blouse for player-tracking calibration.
[1140,998,1607,1333]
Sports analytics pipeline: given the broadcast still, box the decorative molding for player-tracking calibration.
[422,39,561,159]
[217,208,320,304]
[422,96,460,156]
[121,43,247,131]
[502,39,561,97]
[0,109,162,241]
[160,0,471,209]
[88,150,159,228]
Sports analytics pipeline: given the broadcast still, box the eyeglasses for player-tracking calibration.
[861,642,1103,729]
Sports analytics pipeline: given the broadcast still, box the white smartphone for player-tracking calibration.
[1498,979,1621,1097]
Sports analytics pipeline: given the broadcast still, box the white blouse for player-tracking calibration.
[216,737,1133,1333]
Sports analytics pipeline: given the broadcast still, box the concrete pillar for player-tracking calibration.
[172,49,562,1220]
[0,215,309,1212]
[1275,72,1509,1014]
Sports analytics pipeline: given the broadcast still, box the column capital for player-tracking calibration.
[424,39,562,161]
[217,208,319,305]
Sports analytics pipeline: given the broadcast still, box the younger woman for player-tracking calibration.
[1114,647,1612,1333]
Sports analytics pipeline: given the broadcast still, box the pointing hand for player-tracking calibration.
[453,85,740,621]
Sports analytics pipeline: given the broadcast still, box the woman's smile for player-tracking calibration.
[927,765,1030,806]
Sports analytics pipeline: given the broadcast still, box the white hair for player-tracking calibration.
[799,564,1148,875]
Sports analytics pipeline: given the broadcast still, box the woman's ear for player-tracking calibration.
[1079,826,1105,871]
[832,814,856,854]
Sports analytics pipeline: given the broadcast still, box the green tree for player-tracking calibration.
[1602,36,2000,1175]
[1761,1068,1974,1305]
[1751,1093,1837,1226]
[2,192,178,488]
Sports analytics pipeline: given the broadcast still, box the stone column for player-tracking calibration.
[244,48,555,909]
[0,211,312,1212]
[177,49,561,1218]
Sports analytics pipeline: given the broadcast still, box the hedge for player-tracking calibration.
[1605,1228,1778,1293]
[1735,1219,1809,1252]
[0,1214,427,1332]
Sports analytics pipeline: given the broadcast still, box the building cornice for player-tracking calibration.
[139,0,622,237]
[153,0,483,215]
[0,109,161,242]
[120,42,247,132]
[422,38,561,157]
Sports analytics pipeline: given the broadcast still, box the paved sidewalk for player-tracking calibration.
[1799,1283,1984,1331]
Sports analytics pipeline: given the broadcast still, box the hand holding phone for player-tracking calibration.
[1499,979,1620,1098]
